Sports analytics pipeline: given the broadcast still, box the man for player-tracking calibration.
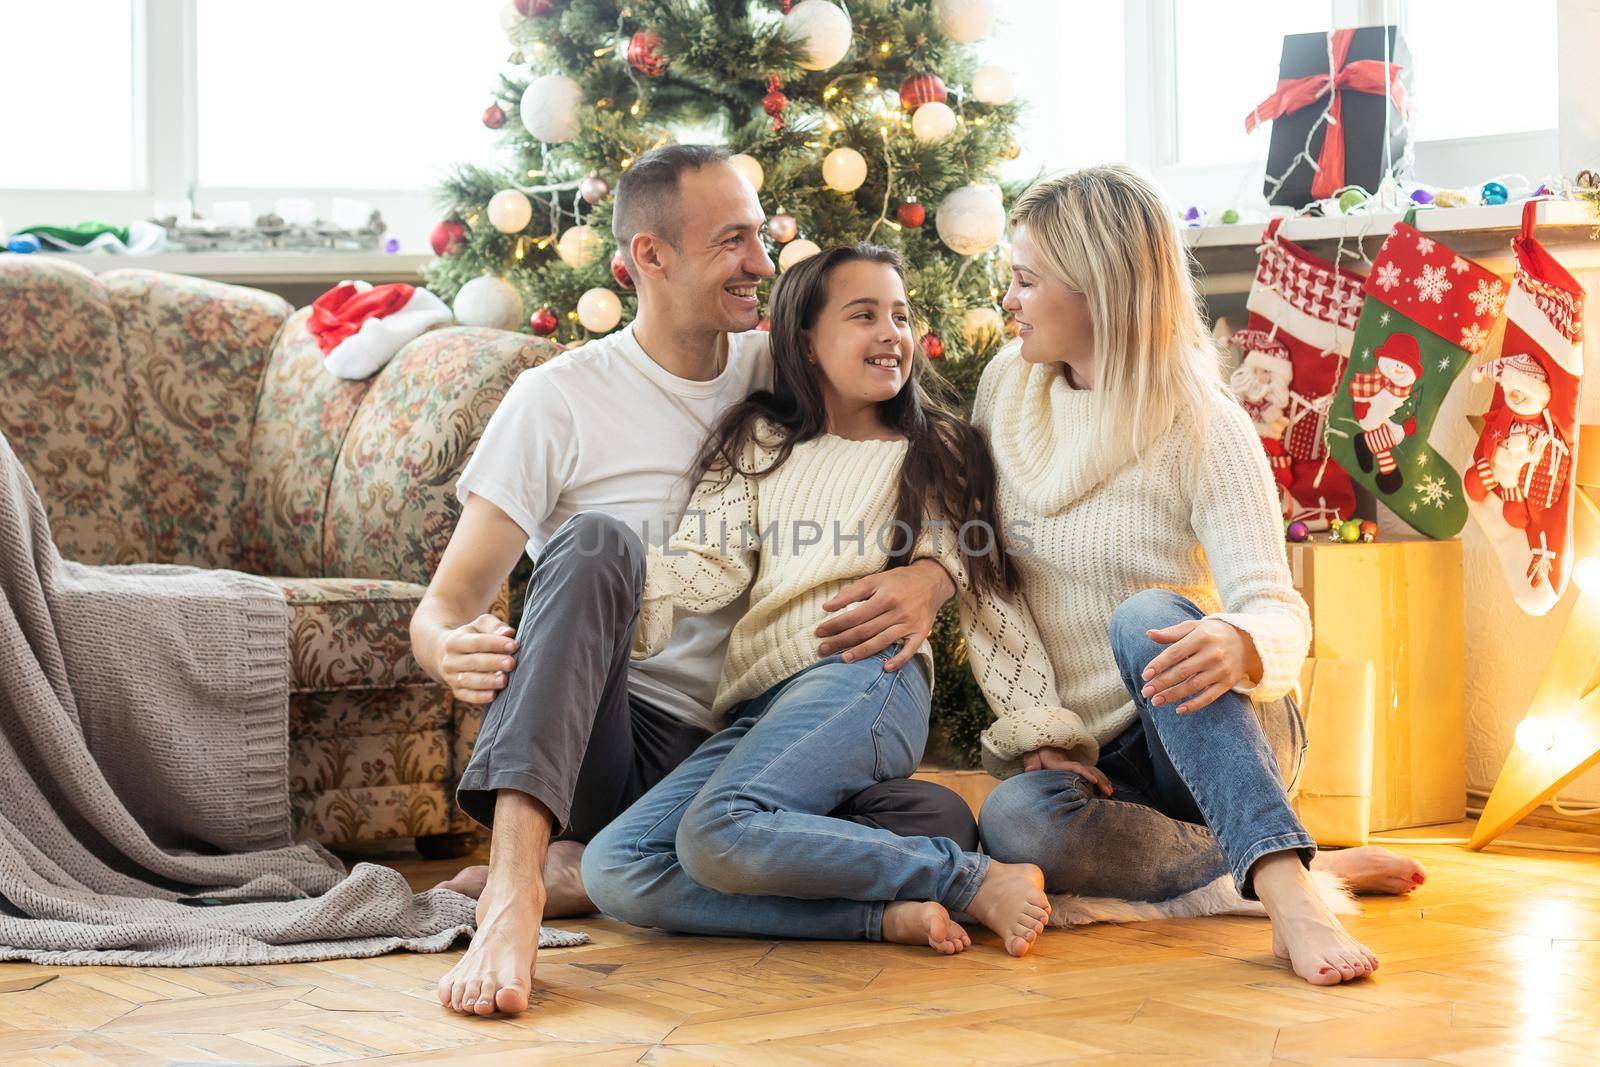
[413,145,974,1018]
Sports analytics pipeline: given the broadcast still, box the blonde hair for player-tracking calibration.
[1006,163,1222,464]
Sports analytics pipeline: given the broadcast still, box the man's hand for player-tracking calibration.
[815,559,955,671]
[1020,747,1112,795]
[1140,618,1263,715]
[439,614,519,705]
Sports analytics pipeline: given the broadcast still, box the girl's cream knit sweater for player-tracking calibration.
[972,344,1312,778]
[632,422,1094,759]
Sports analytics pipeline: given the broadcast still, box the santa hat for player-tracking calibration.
[1230,329,1293,377]
[1374,332,1422,377]
[308,281,452,380]
[1473,350,1549,391]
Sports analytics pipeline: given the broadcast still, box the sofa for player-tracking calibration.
[0,255,556,854]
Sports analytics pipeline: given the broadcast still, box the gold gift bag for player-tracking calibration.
[1291,658,1377,847]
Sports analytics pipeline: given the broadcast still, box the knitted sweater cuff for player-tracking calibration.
[1208,611,1303,703]
[979,705,1099,780]
[632,547,677,661]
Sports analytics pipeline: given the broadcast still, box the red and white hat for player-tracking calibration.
[1374,331,1423,377]
[308,281,452,380]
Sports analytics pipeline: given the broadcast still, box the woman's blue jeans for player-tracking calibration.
[980,589,1314,900]
[582,643,989,940]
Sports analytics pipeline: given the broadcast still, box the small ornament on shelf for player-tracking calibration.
[529,306,559,336]
[1182,206,1204,227]
[1337,187,1368,213]
[1360,521,1379,543]
[1338,519,1363,543]
[627,31,668,76]
[1220,208,1241,224]
[1481,181,1509,206]
[1410,187,1434,205]
[896,199,926,228]
[768,211,799,243]
[482,103,506,130]
[1286,520,1311,543]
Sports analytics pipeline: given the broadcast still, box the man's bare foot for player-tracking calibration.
[1255,855,1377,986]
[436,873,545,1016]
[1312,846,1426,896]
[882,901,971,955]
[964,860,1050,957]
[435,864,488,898]
[435,841,594,917]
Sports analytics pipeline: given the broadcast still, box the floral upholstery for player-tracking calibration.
[0,257,555,846]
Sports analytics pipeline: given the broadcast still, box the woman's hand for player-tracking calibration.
[438,614,519,705]
[1140,618,1263,714]
[1020,747,1113,795]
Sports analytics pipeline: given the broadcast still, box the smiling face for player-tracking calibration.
[1000,224,1095,369]
[804,259,915,414]
[644,161,774,332]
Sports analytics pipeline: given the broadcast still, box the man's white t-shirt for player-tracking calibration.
[456,323,773,733]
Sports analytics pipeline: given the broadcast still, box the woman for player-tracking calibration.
[974,164,1426,987]
[582,244,1075,956]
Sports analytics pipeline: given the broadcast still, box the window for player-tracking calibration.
[988,0,1127,177]
[1174,0,1338,167]
[194,0,511,189]
[1403,0,1557,141]
[0,1,137,189]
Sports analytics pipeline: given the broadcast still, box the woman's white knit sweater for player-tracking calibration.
[973,344,1312,779]
[633,423,1091,758]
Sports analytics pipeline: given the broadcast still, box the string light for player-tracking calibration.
[593,45,614,57]
[878,40,891,54]
[630,101,641,116]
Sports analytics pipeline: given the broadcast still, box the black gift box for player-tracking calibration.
[1260,26,1412,209]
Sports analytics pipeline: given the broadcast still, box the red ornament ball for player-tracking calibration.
[1360,520,1379,543]
[920,332,944,359]
[896,200,926,228]
[481,103,506,129]
[899,72,948,110]
[529,307,559,336]
[763,88,787,122]
[627,32,668,77]
[610,251,634,290]
[429,219,466,257]
[515,0,557,15]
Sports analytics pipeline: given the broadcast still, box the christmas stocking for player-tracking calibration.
[1230,218,1362,531]
[1326,210,1506,537]
[1463,200,1585,615]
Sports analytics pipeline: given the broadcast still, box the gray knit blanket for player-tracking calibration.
[0,434,586,965]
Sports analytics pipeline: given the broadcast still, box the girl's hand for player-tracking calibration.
[1021,747,1113,796]
[1140,619,1262,714]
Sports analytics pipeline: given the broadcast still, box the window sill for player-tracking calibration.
[47,250,433,285]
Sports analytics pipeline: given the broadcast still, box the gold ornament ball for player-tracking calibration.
[962,306,1005,345]
[486,189,533,233]
[729,153,765,192]
[778,238,822,271]
[557,224,603,269]
[822,147,868,193]
[911,101,959,142]
[577,287,623,333]
[768,212,799,244]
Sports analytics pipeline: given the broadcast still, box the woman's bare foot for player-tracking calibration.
[1254,854,1378,986]
[882,901,971,955]
[436,872,546,1016]
[1312,846,1426,896]
[964,860,1051,957]
[435,841,594,917]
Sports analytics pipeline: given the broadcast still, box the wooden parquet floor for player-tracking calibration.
[4,822,1600,1065]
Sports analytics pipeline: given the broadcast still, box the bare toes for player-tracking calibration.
[496,983,531,1014]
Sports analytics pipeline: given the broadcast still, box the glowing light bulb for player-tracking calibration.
[1516,716,1556,754]
[1574,556,1600,594]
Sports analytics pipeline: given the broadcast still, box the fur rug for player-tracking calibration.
[1046,868,1358,927]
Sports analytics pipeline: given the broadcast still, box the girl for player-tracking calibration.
[582,244,1082,956]
[973,164,1426,987]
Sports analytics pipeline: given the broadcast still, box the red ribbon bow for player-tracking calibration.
[1244,28,1410,200]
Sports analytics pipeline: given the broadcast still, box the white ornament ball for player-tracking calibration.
[486,189,533,233]
[962,306,1005,345]
[971,64,1014,105]
[729,153,765,192]
[936,184,1006,256]
[453,276,523,330]
[577,287,623,333]
[911,101,959,142]
[498,1,523,34]
[934,0,992,42]
[784,0,853,71]
[519,73,583,144]
[778,238,822,271]
[556,224,603,269]
[822,147,868,193]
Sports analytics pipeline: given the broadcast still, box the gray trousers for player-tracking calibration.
[457,511,978,850]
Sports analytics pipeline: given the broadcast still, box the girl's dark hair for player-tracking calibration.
[690,243,1018,598]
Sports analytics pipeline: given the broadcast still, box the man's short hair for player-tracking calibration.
[611,144,732,274]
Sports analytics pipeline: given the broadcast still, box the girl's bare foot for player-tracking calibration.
[436,874,545,1016]
[1312,846,1426,896]
[435,841,594,917]
[882,901,971,955]
[965,860,1051,957]
[1254,854,1378,986]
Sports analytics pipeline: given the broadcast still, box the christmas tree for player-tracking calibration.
[427,0,1029,765]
